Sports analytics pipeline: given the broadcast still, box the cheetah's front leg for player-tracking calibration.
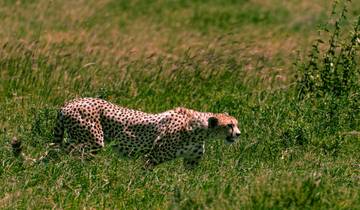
[143,143,177,170]
[183,156,202,170]
[182,143,205,169]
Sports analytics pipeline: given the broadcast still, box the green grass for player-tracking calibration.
[0,0,359,209]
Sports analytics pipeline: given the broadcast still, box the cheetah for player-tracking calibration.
[17,98,241,169]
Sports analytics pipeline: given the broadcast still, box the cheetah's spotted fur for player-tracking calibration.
[53,98,241,169]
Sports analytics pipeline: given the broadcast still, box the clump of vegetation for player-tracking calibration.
[296,0,359,98]
[292,1,359,154]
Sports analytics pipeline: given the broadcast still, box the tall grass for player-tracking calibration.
[0,0,359,209]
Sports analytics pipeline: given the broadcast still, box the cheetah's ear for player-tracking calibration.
[208,117,219,128]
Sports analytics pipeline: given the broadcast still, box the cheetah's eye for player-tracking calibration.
[227,124,233,128]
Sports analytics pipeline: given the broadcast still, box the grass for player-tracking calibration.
[0,0,359,209]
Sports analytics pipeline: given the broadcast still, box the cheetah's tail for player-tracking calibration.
[11,136,38,163]
[11,111,65,164]
[11,136,61,164]
[53,110,65,144]
[11,136,22,158]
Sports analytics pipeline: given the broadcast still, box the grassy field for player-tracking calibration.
[0,0,359,209]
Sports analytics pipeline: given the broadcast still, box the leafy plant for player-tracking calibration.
[296,0,360,98]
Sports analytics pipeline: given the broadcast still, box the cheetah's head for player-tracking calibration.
[208,113,240,144]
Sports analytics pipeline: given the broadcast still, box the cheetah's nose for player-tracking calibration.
[235,132,241,137]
